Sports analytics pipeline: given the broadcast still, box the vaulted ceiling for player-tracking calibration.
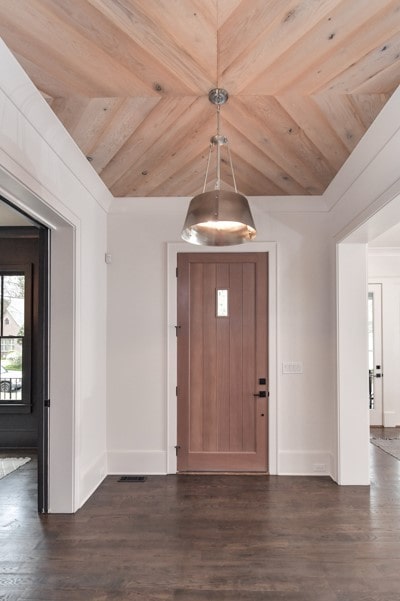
[1,0,400,198]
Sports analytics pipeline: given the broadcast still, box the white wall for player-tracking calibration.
[107,198,336,476]
[0,41,111,511]
[369,250,400,427]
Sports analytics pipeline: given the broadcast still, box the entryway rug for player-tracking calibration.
[371,438,400,461]
[0,457,31,480]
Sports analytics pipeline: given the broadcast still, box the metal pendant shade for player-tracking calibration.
[181,89,256,246]
[181,190,256,246]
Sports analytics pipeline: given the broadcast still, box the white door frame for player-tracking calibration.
[336,186,400,485]
[368,283,383,426]
[166,241,278,475]
[0,166,78,512]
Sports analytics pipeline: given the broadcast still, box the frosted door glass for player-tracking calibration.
[216,289,228,317]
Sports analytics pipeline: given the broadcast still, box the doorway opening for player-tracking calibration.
[368,283,383,427]
[0,221,49,512]
[337,188,400,485]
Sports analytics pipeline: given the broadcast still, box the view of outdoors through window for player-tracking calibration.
[0,274,24,403]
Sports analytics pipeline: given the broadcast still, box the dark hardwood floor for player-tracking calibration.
[1,442,400,600]
[370,425,400,439]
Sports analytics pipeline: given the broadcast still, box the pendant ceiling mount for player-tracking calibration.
[181,89,257,246]
[208,88,229,106]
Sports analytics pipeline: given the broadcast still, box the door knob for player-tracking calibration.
[253,391,266,398]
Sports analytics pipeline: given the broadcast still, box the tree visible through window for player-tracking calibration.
[0,267,31,412]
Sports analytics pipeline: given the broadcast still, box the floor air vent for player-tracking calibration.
[118,476,147,482]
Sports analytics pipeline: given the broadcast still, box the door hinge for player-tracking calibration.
[176,386,178,396]
[175,325,181,336]
[176,267,178,277]
[174,445,181,456]
[44,399,50,408]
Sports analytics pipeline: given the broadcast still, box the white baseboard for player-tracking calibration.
[107,450,167,475]
[78,451,107,509]
[278,450,333,476]
[384,411,397,427]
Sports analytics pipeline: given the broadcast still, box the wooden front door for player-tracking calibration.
[177,252,268,472]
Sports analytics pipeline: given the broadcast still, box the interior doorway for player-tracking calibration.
[368,283,383,426]
[0,166,76,513]
[0,223,49,512]
[176,252,268,472]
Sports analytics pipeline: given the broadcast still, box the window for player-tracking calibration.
[0,266,32,412]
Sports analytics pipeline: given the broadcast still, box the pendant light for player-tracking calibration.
[181,88,256,246]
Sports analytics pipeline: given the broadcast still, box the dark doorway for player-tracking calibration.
[0,225,49,512]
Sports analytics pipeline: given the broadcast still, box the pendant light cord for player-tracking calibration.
[227,144,238,193]
[202,141,213,193]
[216,105,221,190]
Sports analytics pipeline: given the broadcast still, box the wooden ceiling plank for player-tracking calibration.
[223,100,310,192]
[133,150,209,197]
[11,51,77,99]
[141,114,216,197]
[224,97,333,193]
[0,0,156,96]
[320,32,400,94]
[66,98,123,156]
[50,96,92,134]
[283,0,400,95]
[101,96,204,190]
[313,92,367,153]
[217,0,244,28]
[135,0,217,77]
[90,97,161,174]
[219,0,341,95]
[219,0,295,81]
[347,94,391,131]
[277,94,350,172]
[89,0,215,93]
[46,0,211,96]
[146,149,283,197]
[110,97,212,196]
[143,109,292,197]
[221,150,287,196]
[4,39,104,99]
[221,121,308,195]
[218,0,276,68]
[352,62,400,95]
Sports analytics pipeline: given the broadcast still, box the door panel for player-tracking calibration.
[177,252,268,472]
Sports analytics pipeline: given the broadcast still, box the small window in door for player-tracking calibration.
[0,266,32,413]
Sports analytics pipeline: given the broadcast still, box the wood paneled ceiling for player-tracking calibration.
[1,0,400,197]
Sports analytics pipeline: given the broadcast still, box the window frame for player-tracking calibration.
[0,264,32,413]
